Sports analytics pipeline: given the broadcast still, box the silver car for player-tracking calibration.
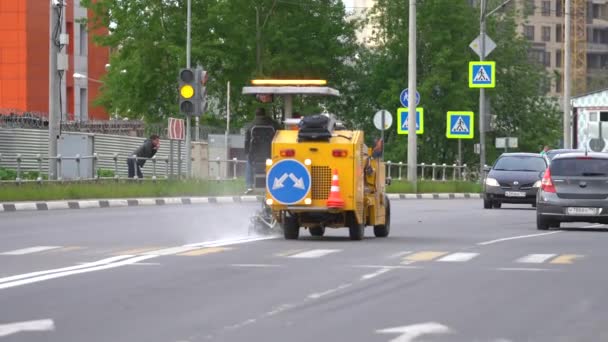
[536,152,608,230]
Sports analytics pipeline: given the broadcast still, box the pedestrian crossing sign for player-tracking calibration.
[397,107,424,135]
[446,111,474,139]
[469,61,495,88]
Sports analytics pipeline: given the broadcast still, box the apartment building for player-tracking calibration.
[0,0,109,121]
[515,0,608,98]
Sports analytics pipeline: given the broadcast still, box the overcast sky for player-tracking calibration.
[342,0,354,9]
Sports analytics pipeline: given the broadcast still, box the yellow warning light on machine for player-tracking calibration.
[251,79,327,86]
[180,85,194,99]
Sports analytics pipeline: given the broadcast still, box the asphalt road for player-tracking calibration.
[1,200,608,342]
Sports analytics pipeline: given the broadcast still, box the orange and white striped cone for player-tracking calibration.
[326,169,345,209]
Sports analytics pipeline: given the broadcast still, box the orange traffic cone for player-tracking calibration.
[327,169,345,209]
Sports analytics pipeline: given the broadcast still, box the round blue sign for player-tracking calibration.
[400,88,421,108]
[266,159,311,205]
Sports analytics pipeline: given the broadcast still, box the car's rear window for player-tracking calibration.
[493,156,546,172]
[550,158,608,177]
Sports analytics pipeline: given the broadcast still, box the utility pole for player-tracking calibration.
[563,0,572,149]
[407,0,417,192]
[48,0,63,180]
[185,0,192,177]
[479,0,487,174]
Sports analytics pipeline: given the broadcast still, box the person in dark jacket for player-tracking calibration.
[127,134,160,178]
[244,108,280,193]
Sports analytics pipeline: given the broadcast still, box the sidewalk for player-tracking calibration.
[0,193,482,213]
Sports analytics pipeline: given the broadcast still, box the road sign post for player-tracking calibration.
[374,110,393,159]
[446,112,475,166]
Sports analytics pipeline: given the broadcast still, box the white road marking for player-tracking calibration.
[0,246,61,255]
[107,199,128,207]
[477,231,561,246]
[288,249,341,258]
[0,255,156,290]
[353,265,423,269]
[516,254,557,264]
[361,268,392,280]
[189,197,209,204]
[184,236,277,248]
[231,264,284,268]
[78,200,100,209]
[143,246,198,256]
[307,283,352,299]
[0,319,55,338]
[497,267,558,272]
[137,198,156,206]
[437,252,479,262]
[388,251,412,259]
[376,322,452,342]
[0,255,135,284]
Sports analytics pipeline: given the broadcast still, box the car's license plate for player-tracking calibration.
[566,207,599,216]
[505,191,526,197]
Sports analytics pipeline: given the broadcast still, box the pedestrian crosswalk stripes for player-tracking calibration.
[0,245,590,265]
[287,249,341,258]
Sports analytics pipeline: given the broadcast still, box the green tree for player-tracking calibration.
[82,0,358,128]
[349,0,560,166]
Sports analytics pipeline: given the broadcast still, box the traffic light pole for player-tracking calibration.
[185,0,192,177]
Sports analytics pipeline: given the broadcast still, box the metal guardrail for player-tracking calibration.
[0,153,171,183]
[0,153,484,183]
[385,161,482,182]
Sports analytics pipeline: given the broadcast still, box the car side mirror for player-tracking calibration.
[483,166,491,173]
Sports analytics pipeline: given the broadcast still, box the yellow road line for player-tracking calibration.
[550,254,583,264]
[177,247,231,256]
[403,251,449,263]
[112,247,167,256]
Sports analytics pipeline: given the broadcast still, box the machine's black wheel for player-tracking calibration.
[550,221,561,228]
[309,226,325,237]
[348,213,365,241]
[536,212,551,230]
[484,199,492,209]
[283,214,300,240]
[374,196,391,238]
[492,201,502,209]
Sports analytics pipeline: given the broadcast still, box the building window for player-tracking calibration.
[556,49,562,68]
[524,25,535,40]
[525,0,536,15]
[542,1,551,16]
[556,0,562,17]
[79,88,87,121]
[556,74,562,93]
[556,24,562,42]
[544,51,551,67]
[79,23,87,56]
[542,26,551,41]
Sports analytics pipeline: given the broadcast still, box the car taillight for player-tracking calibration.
[332,149,348,157]
[280,149,295,157]
[541,168,556,193]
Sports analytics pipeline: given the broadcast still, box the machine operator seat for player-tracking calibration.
[249,125,277,189]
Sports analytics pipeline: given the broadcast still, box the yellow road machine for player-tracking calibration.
[244,80,390,240]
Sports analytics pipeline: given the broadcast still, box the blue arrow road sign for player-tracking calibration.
[399,88,421,108]
[266,159,311,205]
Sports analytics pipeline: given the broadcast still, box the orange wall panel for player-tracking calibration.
[25,0,49,113]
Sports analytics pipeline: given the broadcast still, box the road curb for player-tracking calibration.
[0,193,482,213]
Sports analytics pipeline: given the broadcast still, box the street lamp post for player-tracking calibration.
[479,0,513,175]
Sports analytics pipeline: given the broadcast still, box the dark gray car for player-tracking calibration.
[536,152,608,230]
[483,153,548,209]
